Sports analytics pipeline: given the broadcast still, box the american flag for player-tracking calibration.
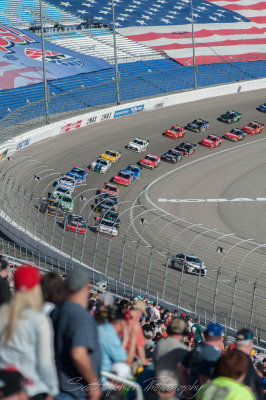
[53,0,266,65]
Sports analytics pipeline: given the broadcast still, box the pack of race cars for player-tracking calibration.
[39,107,265,241]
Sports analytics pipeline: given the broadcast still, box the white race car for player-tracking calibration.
[126,137,149,153]
[90,157,112,174]
[53,186,72,198]
[54,175,76,192]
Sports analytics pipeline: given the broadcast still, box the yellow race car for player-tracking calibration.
[101,149,121,163]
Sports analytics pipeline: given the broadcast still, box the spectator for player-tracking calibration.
[0,264,58,400]
[41,272,66,315]
[143,327,156,359]
[164,312,172,328]
[262,358,266,377]
[150,302,160,322]
[183,322,224,397]
[0,369,28,400]
[193,318,205,345]
[235,328,264,400]
[180,312,186,320]
[51,269,102,400]
[0,256,11,306]
[188,326,197,350]
[154,320,164,335]
[153,318,188,399]
[197,350,255,400]
[142,317,151,331]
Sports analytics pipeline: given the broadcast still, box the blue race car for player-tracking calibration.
[67,167,88,183]
[54,175,76,192]
[257,103,266,113]
[122,164,142,181]
[186,119,209,132]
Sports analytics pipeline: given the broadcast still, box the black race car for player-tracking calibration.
[175,142,196,156]
[161,149,183,163]
[39,198,66,218]
[186,119,209,132]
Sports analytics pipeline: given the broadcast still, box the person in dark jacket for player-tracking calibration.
[0,255,11,306]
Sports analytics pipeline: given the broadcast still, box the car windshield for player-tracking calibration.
[103,200,115,207]
[101,220,116,227]
[208,137,216,142]
[49,201,60,208]
[119,172,131,179]
[70,216,84,223]
[172,127,180,132]
[105,185,117,192]
[61,177,74,183]
[168,150,178,156]
[133,139,143,145]
[56,187,69,194]
[186,256,201,264]
[128,166,138,173]
[248,123,257,128]
[231,129,241,134]
[72,168,86,175]
[146,155,156,162]
[101,193,117,202]
[106,150,116,157]
[97,158,108,165]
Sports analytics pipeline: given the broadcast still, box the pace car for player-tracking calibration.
[126,137,149,152]
[101,149,121,163]
[242,121,264,135]
[39,198,66,218]
[66,167,88,183]
[97,210,121,228]
[186,119,209,132]
[161,149,183,163]
[224,128,246,142]
[200,135,222,149]
[122,165,142,181]
[90,158,112,174]
[64,214,86,234]
[170,253,207,276]
[164,125,186,139]
[218,110,242,123]
[54,175,76,192]
[100,183,119,197]
[257,103,266,113]
[175,142,196,156]
[113,170,133,187]
[139,154,160,169]
[95,218,118,237]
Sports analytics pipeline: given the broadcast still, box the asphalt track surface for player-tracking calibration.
[1,88,266,334]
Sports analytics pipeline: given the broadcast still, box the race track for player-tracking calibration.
[1,88,266,335]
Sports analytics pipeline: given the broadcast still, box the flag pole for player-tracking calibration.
[191,0,197,89]
[111,0,120,105]
[40,0,49,124]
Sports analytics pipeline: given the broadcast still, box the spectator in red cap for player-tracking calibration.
[0,265,59,400]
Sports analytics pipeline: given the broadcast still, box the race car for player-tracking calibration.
[170,253,207,276]
[100,183,119,197]
[66,166,88,183]
[161,149,183,163]
[97,209,121,228]
[54,175,76,192]
[175,142,196,156]
[52,186,72,198]
[113,170,133,187]
[101,149,121,163]
[186,119,209,132]
[126,137,149,152]
[39,198,66,218]
[64,214,86,234]
[94,197,118,213]
[55,194,74,212]
[224,128,246,142]
[163,126,186,139]
[200,135,222,149]
[242,121,264,135]
[257,103,266,113]
[122,165,142,181]
[218,110,242,123]
[95,218,118,237]
[138,154,160,169]
[90,157,112,174]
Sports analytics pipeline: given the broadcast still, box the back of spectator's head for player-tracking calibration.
[0,369,27,400]
[215,350,248,381]
[0,256,9,275]
[65,269,89,294]
[41,272,65,305]
[107,304,130,323]
[194,318,200,324]
[205,322,224,340]
[236,328,253,351]
[167,317,187,336]
[98,292,114,307]
[131,300,147,316]
[143,329,153,340]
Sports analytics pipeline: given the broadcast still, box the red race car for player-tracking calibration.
[139,154,160,169]
[113,171,133,187]
[200,135,222,149]
[164,125,186,139]
[100,183,119,197]
[224,128,246,142]
[64,214,86,234]
[242,121,264,135]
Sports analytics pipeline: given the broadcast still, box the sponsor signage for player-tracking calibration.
[60,120,82,133]
[16,138,30,150]
[114,104,144,118]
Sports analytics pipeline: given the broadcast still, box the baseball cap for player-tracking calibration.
[14,265,41,292]
[236,328,253,342]
[132,300,147,316]
[65,269,89,293]
[0,255,9,271]
[205,322,224,337]
[167,318,187,335]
